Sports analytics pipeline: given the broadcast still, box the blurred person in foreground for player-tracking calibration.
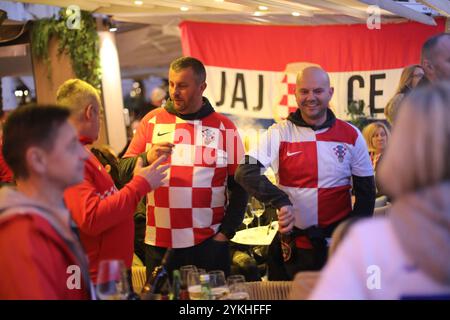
[310,82,450,299]
[289,217,360,300]
[0,105,91,299]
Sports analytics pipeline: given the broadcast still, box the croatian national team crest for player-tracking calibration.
[333,144,347,163]
[202,128,216,146]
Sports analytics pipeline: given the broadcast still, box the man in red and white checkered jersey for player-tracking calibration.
[121,57,247,275]
[236,67,376,280]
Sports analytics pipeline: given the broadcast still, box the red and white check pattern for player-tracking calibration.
[249,119,373,240]
[96,185,118,200]
[134,110,242,248]
[276,74,298,119]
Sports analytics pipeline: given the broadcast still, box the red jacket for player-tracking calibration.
[0,189,91,300]
[64,148,151,283]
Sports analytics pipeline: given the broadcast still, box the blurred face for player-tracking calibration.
[169,67,206,114]
[372,127,387,154]
[44,121,88,189]
[411,67,424,88]
[295,70,334,126]
[426,36,450,82]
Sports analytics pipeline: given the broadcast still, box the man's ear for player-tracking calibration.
[422,59,433,74]
[85,104,94,121]
[200,82,207,93]
[26,146,47,175]
[329,86,334,97]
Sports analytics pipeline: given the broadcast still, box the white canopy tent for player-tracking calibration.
[3,0,448,78]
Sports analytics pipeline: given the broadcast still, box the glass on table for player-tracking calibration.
[96,259,130,300]
[249,197,265,227]
[226,274,249,300]
[243,204,255,229]
[227,274,246,287]
[187,270,203,300]
[228,283,250,300]
[208,270,229,300]
[180,265,197,289]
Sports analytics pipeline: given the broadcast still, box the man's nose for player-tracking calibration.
[306,91,315,99]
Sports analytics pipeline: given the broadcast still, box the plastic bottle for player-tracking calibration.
[199,274,212,300]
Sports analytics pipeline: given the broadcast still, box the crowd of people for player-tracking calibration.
[0,32,449,300]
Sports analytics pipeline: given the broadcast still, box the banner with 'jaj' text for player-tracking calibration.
[179,19,445,128]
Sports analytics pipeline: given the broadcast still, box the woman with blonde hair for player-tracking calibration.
[309,82,450,299]
[362,122,390,171]
[384,64,424,124]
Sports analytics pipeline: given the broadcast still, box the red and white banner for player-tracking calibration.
[180,19,445,122]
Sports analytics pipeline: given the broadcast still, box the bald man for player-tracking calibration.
[421,33,450,83]
[236,67,375,280]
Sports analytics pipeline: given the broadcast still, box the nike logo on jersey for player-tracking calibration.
[157,131,172,137]
[286,151,302,157]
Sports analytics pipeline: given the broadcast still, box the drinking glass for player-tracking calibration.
[208,270,229,300]
[187,271,203,300]
[250,197,265,227]
[96,260,130,300]
[180,265,197,290]
[227,274,249,300]
[227,274,246,287]
[243,204,255,229]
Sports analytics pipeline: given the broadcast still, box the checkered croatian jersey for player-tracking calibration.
[125,108,243,248]
[248,119,373,231]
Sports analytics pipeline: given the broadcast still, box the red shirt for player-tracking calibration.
[64,147,151,283]
[0,141,13,184]
[0,214,90,299]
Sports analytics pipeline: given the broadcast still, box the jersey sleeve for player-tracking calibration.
[247,123,281,168]
[351,132,374,177]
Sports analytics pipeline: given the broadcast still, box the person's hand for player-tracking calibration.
[146,142,175,164]
[213,232,229,242]
[134,155,169,190]
[277,205,295,234]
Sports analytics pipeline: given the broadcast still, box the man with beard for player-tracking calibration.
[121,57,247,276]
[235,67,375,280]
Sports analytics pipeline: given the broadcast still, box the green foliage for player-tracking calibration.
[347,100,367,131]
[31,9,101,89]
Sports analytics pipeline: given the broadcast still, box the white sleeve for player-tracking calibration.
[247,123,281,168]
[309,226,368,300]
[351,131,374,177]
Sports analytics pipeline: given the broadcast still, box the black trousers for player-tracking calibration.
[144,237,231,279]
[267,233,328,280]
